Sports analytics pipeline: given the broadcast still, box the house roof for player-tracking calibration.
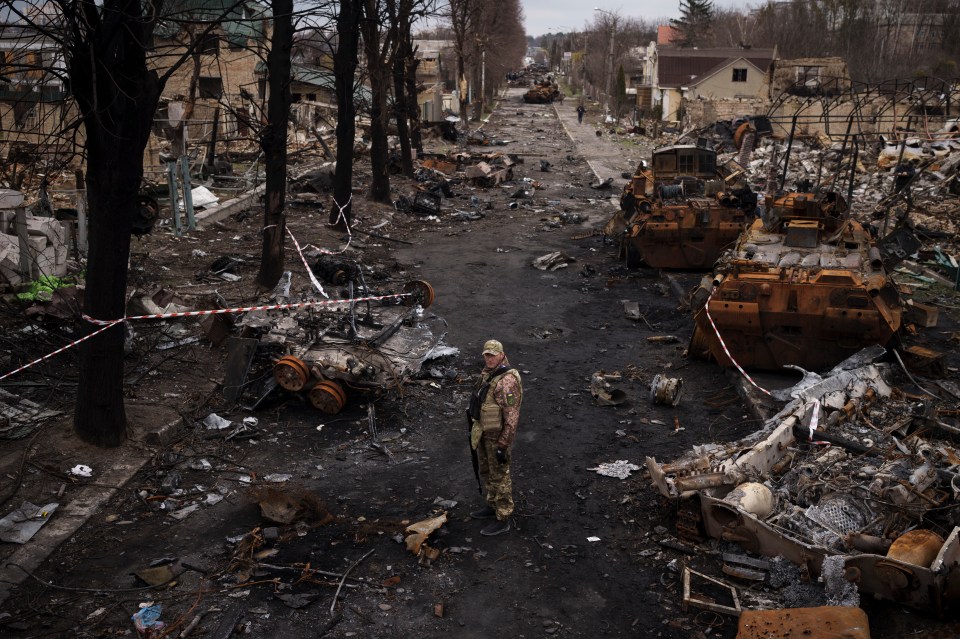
[155,0,269,46]
[413,40,454,58]
[657,47,775,88]
[657,25,681,46]
[255,62,372,102]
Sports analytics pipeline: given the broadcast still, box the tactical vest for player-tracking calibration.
[478,369,522,434]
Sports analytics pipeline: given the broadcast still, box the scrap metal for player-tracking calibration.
[648,347,960,613]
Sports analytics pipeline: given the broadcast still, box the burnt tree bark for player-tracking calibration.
[388,0,414,177]
[68,0,164,446]
[256,0,294,290]
[361,0,393,203]
[405,46,423,153]
[331,0,363,227]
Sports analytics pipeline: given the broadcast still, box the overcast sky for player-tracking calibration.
[525,0,753,38]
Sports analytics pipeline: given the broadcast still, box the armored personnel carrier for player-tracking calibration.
[688,190,904,371]
[523,80,560,104]
[612,142,757,269]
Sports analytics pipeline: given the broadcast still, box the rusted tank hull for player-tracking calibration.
[623,211,745,269]
[616,143,755,270]
[690,276,902,370]
[689,194,903,372]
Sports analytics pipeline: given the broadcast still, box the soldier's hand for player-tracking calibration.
[496,448,507,465]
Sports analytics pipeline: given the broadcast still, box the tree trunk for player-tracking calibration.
[392,52,413,177]
[331,0,362,227]
[362,0,391,204]
[256,0,293,290]
[70,0,163,446]
[390,0,414,178]
[405,51,423,153]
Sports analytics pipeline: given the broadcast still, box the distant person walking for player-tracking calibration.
[577,104,585,124]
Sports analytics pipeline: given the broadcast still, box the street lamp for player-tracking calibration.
[594,7,617,115]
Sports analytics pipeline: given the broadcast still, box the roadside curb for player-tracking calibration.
[0,450,156,606]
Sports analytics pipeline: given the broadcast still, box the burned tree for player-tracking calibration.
[255,0,294,290]
[61,0,167,446]
[330,0,362,227]
[0,0,241,447]
[360,0,395,203]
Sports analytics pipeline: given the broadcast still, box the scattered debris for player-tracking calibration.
[587,460,641,480]
[0,501,59,544]
[590,371,627,406]
[532,252,575,271]
[650,374,683,407]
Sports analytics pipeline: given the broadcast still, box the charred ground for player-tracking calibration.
[0,89,958,639]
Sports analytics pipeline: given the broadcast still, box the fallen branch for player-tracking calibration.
[330,549,375,615]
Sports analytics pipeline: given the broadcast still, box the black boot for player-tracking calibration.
[470,506,496,519]
[480,519,510,536]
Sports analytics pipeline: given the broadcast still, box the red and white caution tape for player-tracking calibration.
[82,292,408,325]
[286,226,329,298]
[1,292,408,382]
[702,287,773,397]
[0,321,118,382]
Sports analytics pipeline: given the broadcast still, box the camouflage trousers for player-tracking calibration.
[477,436,514,520]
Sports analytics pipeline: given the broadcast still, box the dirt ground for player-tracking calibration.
[1,88,959,639]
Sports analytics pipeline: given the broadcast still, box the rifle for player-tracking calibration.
[467,413,482,494]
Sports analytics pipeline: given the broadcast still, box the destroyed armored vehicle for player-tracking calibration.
[224,279,448,415]
[523,80,561,104]
[688,190,904,371]
[647,348,960,614]
[610,142,757,269]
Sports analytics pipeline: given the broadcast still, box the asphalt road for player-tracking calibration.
[1,87,952,639]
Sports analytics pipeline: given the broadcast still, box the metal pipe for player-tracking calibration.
[778,112,798,192]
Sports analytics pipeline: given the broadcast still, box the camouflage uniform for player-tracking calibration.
[472,358,522,521]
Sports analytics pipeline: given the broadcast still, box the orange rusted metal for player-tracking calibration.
[689,191,903,371]
[736,606,870,639]
[616,143,756,269]
[887,529,944,567]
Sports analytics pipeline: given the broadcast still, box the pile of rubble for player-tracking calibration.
[648,346,960,614]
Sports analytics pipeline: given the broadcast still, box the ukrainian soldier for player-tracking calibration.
[467,339,522,536]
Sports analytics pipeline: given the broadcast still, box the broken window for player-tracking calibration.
[199,76,223,99]
[14,103,37,130]
[198,33,220,55]
[732,68,747,82]
[796,65,821,87]
[698,150,715,175]
[654,153,676,174]
[678,150,695,174]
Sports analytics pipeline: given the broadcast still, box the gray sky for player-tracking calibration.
[525,0,752,38]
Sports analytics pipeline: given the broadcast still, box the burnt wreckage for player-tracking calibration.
[647,348,960,614]
[223,269,444,415]
[610,142,757,269]
[687,190,907,371]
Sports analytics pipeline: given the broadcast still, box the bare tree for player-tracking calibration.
[330,0,362,227]
[255,0,294,290]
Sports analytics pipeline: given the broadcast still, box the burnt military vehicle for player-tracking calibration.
[611,142,757,269]
[688,190,905,371]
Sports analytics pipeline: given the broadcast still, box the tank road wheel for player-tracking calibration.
[309,380,347,414]
[274,355,310,391]
[403,280,436,308]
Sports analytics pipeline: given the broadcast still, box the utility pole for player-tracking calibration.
[606,25,615,114]
[594,7,617,113]
[481,48,486,118]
